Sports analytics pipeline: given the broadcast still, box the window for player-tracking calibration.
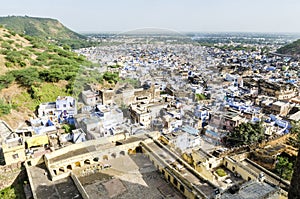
[173,178,178,186]
[180,184,185,192]
[63,104,67,108]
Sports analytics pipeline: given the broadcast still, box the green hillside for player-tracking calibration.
[0,16,98,49]
[0,16,84,40]
[0,25,100,127]
[277,39,300,56]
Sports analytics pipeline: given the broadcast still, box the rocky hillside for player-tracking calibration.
[277,39,300,56]
[0,16,84,40]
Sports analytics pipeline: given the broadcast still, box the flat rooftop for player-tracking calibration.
[220,181,278,199]
[147,142,216,197]
[0,120,13,141]
[78,154,184,199]
[27,164,82,199]
[50,143,115,163]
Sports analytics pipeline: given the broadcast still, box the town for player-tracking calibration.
[1,33,300,199]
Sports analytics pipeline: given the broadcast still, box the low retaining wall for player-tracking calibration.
[71,173,89,199]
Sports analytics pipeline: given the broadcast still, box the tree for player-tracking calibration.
[226,122,265,146]
[0,186,16,199]
[275,156,293,181]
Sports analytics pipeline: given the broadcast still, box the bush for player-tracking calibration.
[0,186,16,199]
[103,72,119,84]
[5,62,13,68]
[0,73,15,90]
[216,168,227,177]
[19,61,26,67]
[195,93,207,101]
[0,99,12,116]
[62,124,76,134]
[1,41,11,49]
[10,67,40,87]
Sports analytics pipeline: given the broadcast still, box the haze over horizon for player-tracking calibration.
[1,0,300,33]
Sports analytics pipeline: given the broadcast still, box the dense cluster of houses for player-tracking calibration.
[1,40,300,170]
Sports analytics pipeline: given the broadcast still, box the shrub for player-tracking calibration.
[216,168,227,177]
[5,62,13,68]
[62,124,76,134]
[0,99,12,116]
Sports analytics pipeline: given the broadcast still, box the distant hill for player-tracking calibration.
[0,16,85,40]
[277,39,300,56]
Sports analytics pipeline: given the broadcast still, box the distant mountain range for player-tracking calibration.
[277,39,300,56]
[0,16,85,41]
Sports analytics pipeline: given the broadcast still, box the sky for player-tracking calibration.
[1,0,300,33]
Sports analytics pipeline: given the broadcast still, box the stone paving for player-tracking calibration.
[79,154,184,199]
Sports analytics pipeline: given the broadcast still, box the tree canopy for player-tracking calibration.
[226,122,265,147]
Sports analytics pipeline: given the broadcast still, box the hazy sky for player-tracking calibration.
[1,0,300,33]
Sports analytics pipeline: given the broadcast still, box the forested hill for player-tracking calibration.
[277,39,300,56]
[0,16,84,40]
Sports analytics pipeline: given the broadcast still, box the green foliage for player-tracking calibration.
[227,122,265,146]
[4,62,13,68]
[19,61,26,67]
[103,72,119,84]
[119,78,140,88]
[3,33,11,38]
[4,50,30,67]
[277,39,300,55]
[0,16,84,41]
[0,186,17,199]
[1,41,11,49]
[6,40,14,44]
[62,44,71,51]
[62,124,76,134]
[0,99,12,116]
[12,83,69,111]
[0,73,15,90]
[108,64,121,68]
[0,179,26,199]
[58,39,99,49]
[275,156,294,181]
[10,67,41,87]
[216,168,227,177]
[0,16,95,49]
[195,93,207,101]
[290,121,300,142]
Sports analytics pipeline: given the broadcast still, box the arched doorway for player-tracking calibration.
[75,161,81,167]
[67,165,72,170]
[93,157,99,162]
[84,159,91,165]
[135,146,143,153]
